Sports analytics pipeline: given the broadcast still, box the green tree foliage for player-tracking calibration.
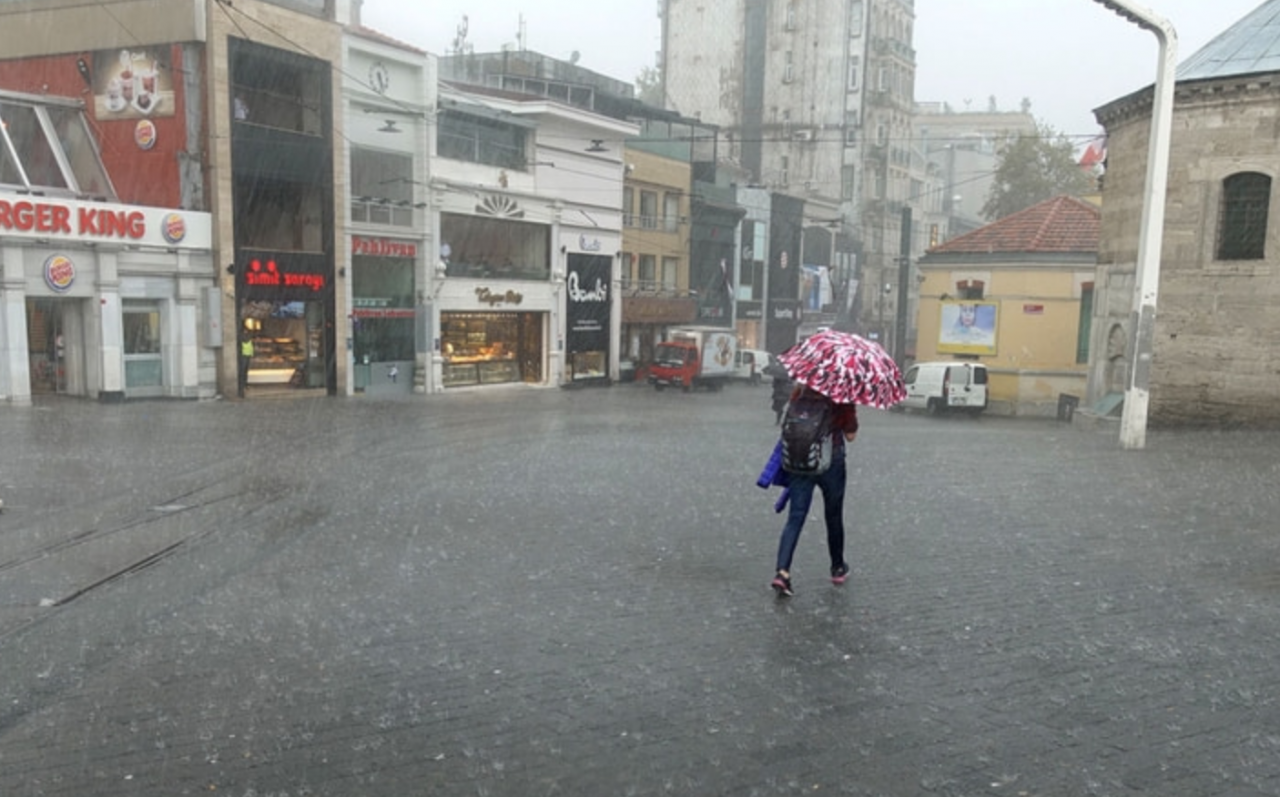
[982,125,1097,221]
[636,65,663,107]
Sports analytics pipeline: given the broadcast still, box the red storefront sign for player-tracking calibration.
[352,236,418,258]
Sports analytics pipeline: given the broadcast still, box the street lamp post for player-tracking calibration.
[1089,0,1177,450]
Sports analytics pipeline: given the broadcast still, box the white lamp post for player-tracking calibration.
[1089,0,1177,450]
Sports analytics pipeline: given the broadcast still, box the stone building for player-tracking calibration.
[1091,0,1280,426]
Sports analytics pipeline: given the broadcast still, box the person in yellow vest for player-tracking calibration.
[238,327,254,397]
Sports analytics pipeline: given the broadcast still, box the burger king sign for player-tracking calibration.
[43,254,76,293]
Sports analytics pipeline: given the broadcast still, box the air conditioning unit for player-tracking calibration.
[793,129,815,142]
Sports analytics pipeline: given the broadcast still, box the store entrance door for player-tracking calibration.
[25,298,75,396]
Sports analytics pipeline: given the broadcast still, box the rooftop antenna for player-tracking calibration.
[451,15,472,56]
[517,14,527,52]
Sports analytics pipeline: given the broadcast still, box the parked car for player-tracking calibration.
[901,361,989,415]
[734,348,773,385]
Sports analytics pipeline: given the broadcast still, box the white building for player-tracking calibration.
[429,84,636,390]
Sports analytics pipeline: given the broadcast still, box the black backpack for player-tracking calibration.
[780,391,835,474]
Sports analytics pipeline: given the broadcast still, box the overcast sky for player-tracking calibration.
[361,0,1265,141]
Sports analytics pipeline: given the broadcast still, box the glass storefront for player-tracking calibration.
[352,253,415,391]
[440,311,543,387]
[242,300,327,389]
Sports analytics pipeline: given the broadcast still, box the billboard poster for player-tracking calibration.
[92,48,176,119]
[566,254,611,353]
[938,301,998,355]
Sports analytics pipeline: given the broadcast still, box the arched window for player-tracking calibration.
[1217,172,1271,260]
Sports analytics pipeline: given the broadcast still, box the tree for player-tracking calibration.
[636,65,663,108]
[981,124,1096,221]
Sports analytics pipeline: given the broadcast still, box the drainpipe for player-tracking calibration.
[1089,0,1177,450]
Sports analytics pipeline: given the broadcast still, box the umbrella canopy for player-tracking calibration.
[777,330,907,408]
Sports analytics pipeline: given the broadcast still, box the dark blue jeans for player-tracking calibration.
[775,453,847,573]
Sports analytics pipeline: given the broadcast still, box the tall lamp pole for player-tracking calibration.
[1089,0,1177,450]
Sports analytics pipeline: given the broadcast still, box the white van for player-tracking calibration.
[734,349,773,385]
[902,361,989,415]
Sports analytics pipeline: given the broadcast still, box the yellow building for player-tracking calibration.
[620,147,695,373]
[914,196,1099,417]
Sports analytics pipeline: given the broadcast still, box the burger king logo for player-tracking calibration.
[161,213,187,245]
[44,254,76,293]
[134,119,157,151]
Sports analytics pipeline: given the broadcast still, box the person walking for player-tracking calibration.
[771,387,859,598]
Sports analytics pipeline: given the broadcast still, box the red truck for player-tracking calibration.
[647,326,739,392]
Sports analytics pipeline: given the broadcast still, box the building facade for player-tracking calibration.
[661,0,916,355]
[1091,0,1280,426]
[916,195,1099,416]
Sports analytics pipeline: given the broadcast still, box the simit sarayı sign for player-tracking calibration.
[0,195,212,250]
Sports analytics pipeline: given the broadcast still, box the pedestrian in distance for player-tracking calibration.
[238,326,254,398]
[771,385,858,598]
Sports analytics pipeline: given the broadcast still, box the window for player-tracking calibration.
[640,190,658,229]
[663,193,680,233]
[350,147,413,226]
[440,212,551,280]
[849,0,864,35]
[0,101,68,191]
[780,155,789,187]
[0,96,117,198]
[1217,171,1270,261]
[639,254,657,284]
[230,39,326,137]
[847,57,860,92]
[1077,284,1094,364]
[623,188,635,227]
[236,179,326,252]
[783,51,794,84]
[437,109,528,170]
[784,2,796,30]
[662,256,679,290]
[841,165,856,200]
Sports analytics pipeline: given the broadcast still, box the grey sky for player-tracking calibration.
[362,0,1263,140]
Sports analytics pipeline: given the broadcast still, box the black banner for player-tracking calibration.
[566,254,611,353]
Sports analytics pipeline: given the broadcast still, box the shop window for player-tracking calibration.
[350,147,413,226]
[437,109,528,170]
[441,312,543,387]
[1217,171,1270,261]
[353,258,415,364]
[440,212,550,279]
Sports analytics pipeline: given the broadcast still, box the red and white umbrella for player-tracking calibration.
[777,330,906,409]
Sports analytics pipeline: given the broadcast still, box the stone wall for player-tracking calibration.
[1095,78,1280,427]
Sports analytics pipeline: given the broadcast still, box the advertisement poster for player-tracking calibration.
[92,48,175,119]
[938,300,998,355]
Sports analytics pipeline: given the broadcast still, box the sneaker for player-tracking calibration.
[771,570,794,598]
[830,562,850,585]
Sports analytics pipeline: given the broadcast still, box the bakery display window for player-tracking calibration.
[440,311,544,387]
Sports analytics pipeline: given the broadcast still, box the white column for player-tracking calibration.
[0,244,30,404]
[97,250,124,396]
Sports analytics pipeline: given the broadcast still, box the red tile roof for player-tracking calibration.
[929,195,1099,255]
